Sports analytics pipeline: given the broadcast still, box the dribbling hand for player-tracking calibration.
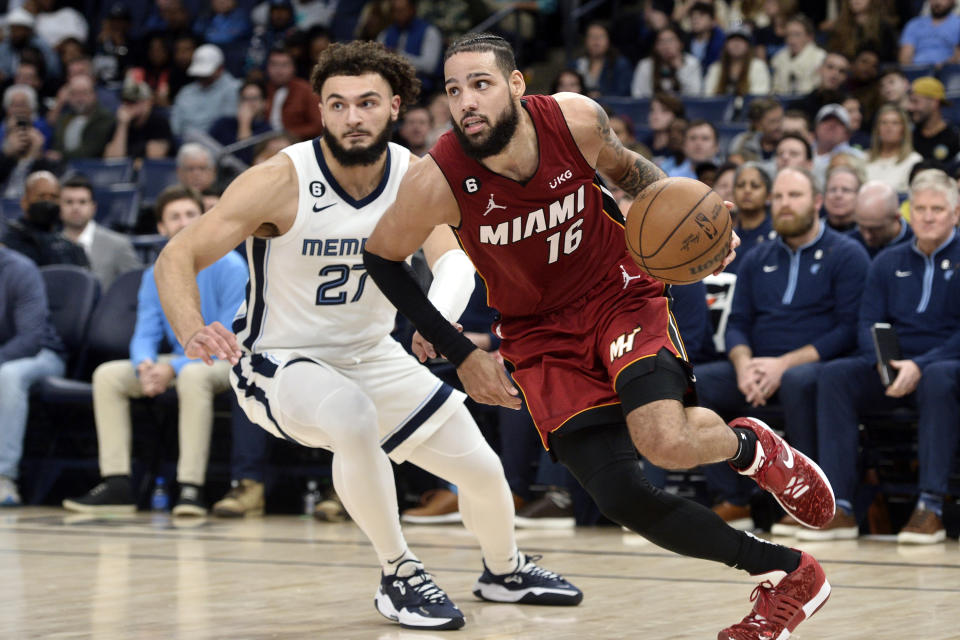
[457,349,522,410]
[184,321,242,365]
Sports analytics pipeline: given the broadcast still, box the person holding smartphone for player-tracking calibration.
[810,168,960,544]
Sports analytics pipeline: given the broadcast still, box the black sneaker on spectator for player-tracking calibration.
[514,487,575,529]
[62,476,136,514]
[173,483,207,517]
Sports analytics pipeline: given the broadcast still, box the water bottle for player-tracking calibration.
[151,476,170,512]
[303,479,319,516]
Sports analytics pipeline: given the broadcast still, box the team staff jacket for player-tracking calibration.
[846,218,914,259]
[858,230,960,367]
[725,224,870,359]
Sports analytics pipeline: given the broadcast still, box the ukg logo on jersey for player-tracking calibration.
[549,169,573,189]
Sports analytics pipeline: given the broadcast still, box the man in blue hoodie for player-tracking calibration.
[801,169,960,544]
[696,167,870,530]
[0,246,65,505]
[63,185,248,517]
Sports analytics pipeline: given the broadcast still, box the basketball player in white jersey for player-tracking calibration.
[153,41,581,631]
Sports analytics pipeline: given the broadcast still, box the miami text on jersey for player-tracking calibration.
[479,185,585,246]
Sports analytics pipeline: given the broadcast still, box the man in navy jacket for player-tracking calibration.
[850,181,913,259]
[800,169,960,544]
[695,167,870,529]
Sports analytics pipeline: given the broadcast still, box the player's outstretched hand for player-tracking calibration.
[457,348,522,410]
[185,321,242,365]
[411,323,463,363]
[713,201,740,276]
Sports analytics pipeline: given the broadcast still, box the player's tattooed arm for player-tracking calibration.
[593,101,665,198]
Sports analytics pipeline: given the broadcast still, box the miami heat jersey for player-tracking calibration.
[429,94,628,318]
[233,139,411,357]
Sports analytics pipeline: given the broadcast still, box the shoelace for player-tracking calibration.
[407,569,449,604]
[727,581,799,634]
[519,554,562,581]
[90,483,109,496]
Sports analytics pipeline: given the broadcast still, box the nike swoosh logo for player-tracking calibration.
[313,203,335,213]
[782,445,795,469]
[762,265,778,273]
[895,270,912,277]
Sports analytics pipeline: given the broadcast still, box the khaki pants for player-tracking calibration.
[92,356,231,485]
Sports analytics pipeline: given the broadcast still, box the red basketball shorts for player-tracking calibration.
[497,256,689,448]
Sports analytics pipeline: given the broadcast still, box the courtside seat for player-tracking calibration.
[33,268,142,404]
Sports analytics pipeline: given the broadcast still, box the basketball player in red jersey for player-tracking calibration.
[364,34,833,639]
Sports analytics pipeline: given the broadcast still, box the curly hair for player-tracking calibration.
[309,41,420,110]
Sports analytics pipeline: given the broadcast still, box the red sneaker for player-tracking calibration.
[729,417,835,529]
[719,551,831,640]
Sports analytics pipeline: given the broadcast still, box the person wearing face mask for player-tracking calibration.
[1,170,87,268]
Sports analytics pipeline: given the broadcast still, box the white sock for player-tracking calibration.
[383,549,421,576]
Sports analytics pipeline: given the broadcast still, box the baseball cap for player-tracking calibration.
[187,44,224,77]
[726,23,753,44]
[912,76,949,104]
[6,7,35,29]
[815,103,851,129]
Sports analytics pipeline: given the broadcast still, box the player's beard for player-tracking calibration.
[453,100,519,161]
[324,121,393,167]
[773,203,816,238]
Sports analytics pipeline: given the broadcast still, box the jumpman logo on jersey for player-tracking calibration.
[620,265,645,289]
[483,194,507,216]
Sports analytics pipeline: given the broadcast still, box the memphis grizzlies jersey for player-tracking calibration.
[233,139,412,356]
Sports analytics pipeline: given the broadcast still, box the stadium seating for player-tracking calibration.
[137,158,179,206]
[93,183,140,230]
[66,158,134,187]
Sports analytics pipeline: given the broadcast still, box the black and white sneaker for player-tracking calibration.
[473,553,583,606]
[62,476,136,514]
[374,559,465,630]
[173,484,207,517]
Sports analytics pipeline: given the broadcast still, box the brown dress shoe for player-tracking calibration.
[897,507,946,544]
[771,513,802,537]
[712,501,753,530]
[401,488,461,524]
[796,509,858,540]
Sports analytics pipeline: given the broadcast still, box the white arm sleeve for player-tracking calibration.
[427,249,476,323]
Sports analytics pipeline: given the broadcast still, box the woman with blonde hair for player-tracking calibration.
[866,104,922,192]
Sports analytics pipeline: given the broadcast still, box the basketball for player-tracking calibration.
[625,177,732,285]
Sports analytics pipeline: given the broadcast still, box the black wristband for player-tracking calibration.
[363,249,478,366]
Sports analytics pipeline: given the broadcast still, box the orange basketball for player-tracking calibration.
[625,177,732,285]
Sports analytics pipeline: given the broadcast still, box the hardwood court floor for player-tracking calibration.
[1,507,958,639]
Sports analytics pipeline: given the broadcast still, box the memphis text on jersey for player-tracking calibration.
[479,185,586,247]
[301,237,367,257]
